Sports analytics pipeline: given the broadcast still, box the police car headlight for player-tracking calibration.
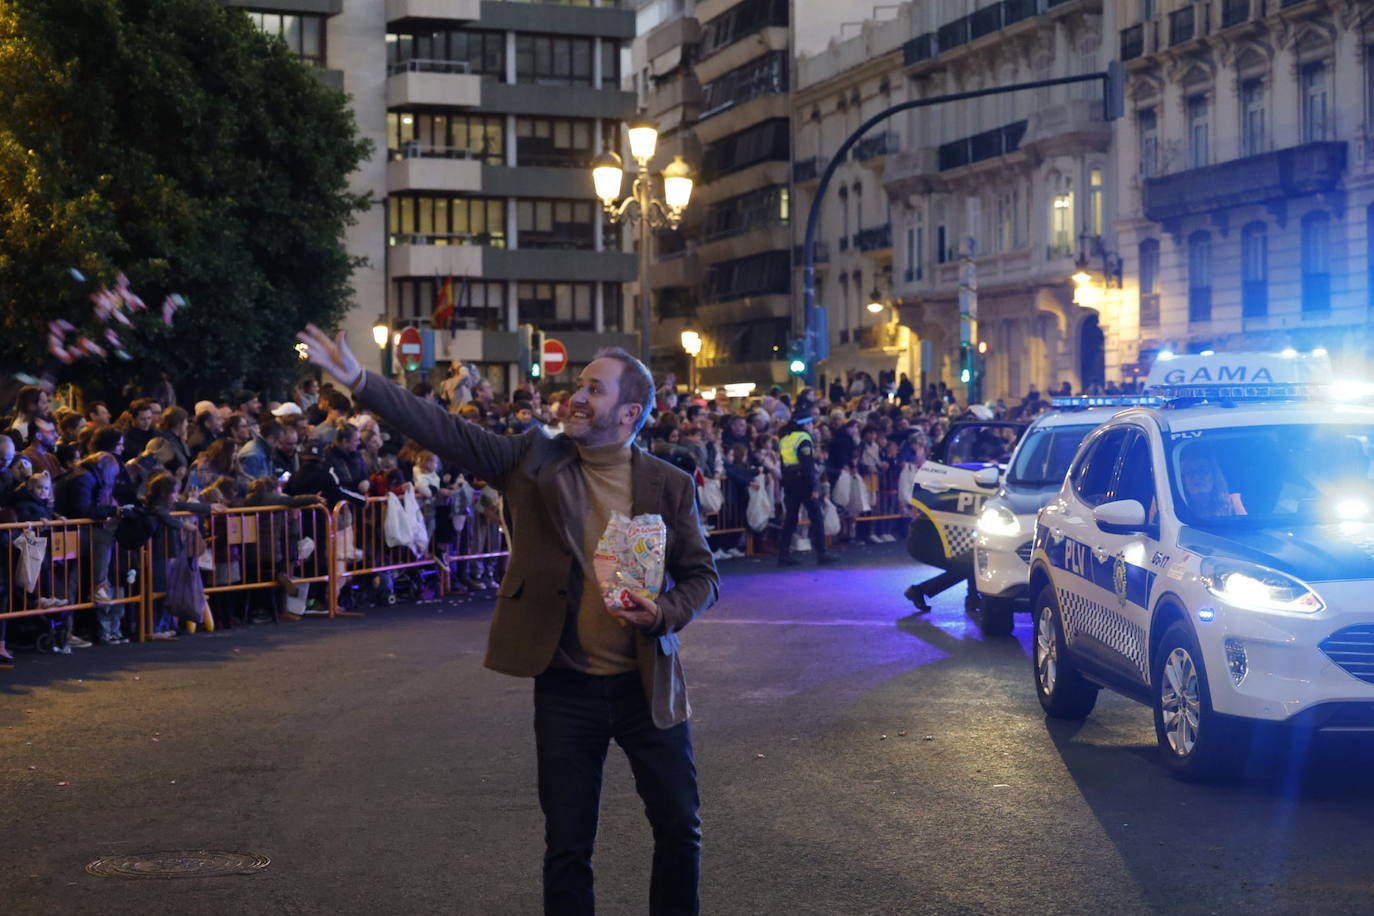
[1200,559,1324,614]
[977,505,1020,538]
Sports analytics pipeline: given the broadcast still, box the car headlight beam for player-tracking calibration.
[1201,558,1324,614]
[977,504,1021,538]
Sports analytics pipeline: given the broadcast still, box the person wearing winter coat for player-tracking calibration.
[55,452,126,643]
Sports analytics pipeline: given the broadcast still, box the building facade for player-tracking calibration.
[887,0,1118,403]
[229,0,640,391]
[793,19,914,394]
[1114,0,1374,374]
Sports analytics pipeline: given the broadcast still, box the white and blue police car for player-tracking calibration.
[973,402,1135,636]
[1028,351,1374,778]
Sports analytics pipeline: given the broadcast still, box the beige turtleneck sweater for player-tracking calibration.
[566,441,637,675]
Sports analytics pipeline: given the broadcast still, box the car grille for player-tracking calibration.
[1015,541,1034,564]
[1319,625,1374,685]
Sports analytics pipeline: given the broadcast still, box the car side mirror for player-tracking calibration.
[973,467,1000,488]
[1094,499,1147,534]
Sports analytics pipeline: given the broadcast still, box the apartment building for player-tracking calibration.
[882,0,1117,401]
[1115,0,1374,371]
[228,0,640,391]
[793,19,913,392]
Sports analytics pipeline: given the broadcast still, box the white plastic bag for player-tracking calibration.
[897,462,918,517]
[832,469,852,508]
[823,498,841,537]
[384,492,409,548]
[404,488,429,557]
[15,528,46,594]
[848,473,873,516]
[746,474,772,533]
[698,478,724,514]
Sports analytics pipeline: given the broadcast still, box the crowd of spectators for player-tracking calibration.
[0,360,1084,664]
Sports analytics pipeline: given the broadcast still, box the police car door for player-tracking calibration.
[1048,425,1138,679]
[1092,426,1163,688]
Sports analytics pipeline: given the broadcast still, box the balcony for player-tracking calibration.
[648,73,701,120]
[646,15,700,62]
[855,225,893,255]
[882,147,940,195]
[794,241,830,264]
[386,60,481,109]
[856,322,902,350]
[902,32,936,67]
[1143,142,1348,223]
[854,131,901,165]
[387,239,484,279]
[937,15,970,52]
[1003,0,1039,24]
[938,120,1027,171]
[794,156,819,184]
[385,0,478,27]
[386,151,482,193]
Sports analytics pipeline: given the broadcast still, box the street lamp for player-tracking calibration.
[371,315,389,350]
[866,287,886,314]
[592,118,694,365]
[681,329,702,395]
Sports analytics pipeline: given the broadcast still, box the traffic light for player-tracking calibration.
[1104,60,1125,121]
[787,338,807,376]
[530,327,544,379]
[960,342,973,384]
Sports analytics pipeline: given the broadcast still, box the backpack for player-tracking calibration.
[114,504,158,551]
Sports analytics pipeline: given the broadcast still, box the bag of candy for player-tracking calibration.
[594,512,667,610]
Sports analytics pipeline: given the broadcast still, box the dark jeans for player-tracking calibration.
[534,668,700,916]
[779,478,825,559]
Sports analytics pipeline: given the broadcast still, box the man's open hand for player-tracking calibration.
[607,590,661,630]
[296,324,362,389]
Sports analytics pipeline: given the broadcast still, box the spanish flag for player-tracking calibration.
[433,275,455,330]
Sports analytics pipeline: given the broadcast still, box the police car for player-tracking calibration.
[907,416,1027,610]
[973,403,1130,636]
[1029,351,1374,778]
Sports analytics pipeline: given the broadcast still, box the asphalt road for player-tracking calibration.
[6,544,1374,915]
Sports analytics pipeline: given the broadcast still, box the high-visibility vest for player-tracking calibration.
[780,430,812,467]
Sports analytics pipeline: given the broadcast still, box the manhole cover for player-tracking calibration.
[86,851,270,879]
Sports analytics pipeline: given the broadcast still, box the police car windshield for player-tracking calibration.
[940,424,1022,466]
[1168,423,1374,527]
[1007,424,1097,487]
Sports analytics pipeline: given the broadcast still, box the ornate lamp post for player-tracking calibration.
[592,118,693,365]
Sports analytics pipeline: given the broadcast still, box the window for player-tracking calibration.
[517,282,596,331]
[1071,427,1131,508]
[601,39,621,85]
[703,185,789,241]
[515,34,596,87]
[1187,95,1209,169]
[997,192,1016,252]
[246,11,325,65]
[935,201,948,265]
[855,184,864,239]
[516,117,601,168]
[1138,108,1158,178]
[1113,431,1157,510]
[386,29,505,78]
[703,250,790,303]
[700,0,787,59]
[393,278,506,331]
[1241,80,1265,157]
[700,52,787,118]
[1301,211,1331,313]
[1188,231,1212,322]
[1050,177,1074,258]
[1140,0,1156,19]
[388,112,504,163]
[388,196,507,247]
[1139,239,1160,326]
[701,118,789,179]
[516,200,594,249]
[1088,168,1104,238]
[603,282,624,332]
[1241,222,1268,317]
[905,228,916,281]
[1302,63,1329,143]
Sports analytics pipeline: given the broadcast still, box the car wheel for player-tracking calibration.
[1152,620,1245,781]
[1032,586,1097,719]
[978,595,1015,637]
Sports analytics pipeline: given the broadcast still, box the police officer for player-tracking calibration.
[777,404,835,567]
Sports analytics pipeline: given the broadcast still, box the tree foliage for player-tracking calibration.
[0,0,371,400]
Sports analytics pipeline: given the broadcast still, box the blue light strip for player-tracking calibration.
[1050,396,1163,409]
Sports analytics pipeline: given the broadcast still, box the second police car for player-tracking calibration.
[973,402,1133,636]
[1029,351,1374,778]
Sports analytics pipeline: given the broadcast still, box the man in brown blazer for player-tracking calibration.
[298,325,718,916]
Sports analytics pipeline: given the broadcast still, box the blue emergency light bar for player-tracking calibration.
[1050,395,1162,409]
[1150,383,1324,401]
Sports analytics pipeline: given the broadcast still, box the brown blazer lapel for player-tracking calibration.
[535,437,579,544]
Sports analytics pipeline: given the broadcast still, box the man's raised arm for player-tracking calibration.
[296,324,524,487]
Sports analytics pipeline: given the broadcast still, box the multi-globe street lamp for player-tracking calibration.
[592,118,693,365]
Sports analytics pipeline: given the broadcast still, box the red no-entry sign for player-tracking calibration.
[542,338,568,375]
[398,326,423,371]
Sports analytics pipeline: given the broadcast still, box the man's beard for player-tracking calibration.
[566,406,618,443]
